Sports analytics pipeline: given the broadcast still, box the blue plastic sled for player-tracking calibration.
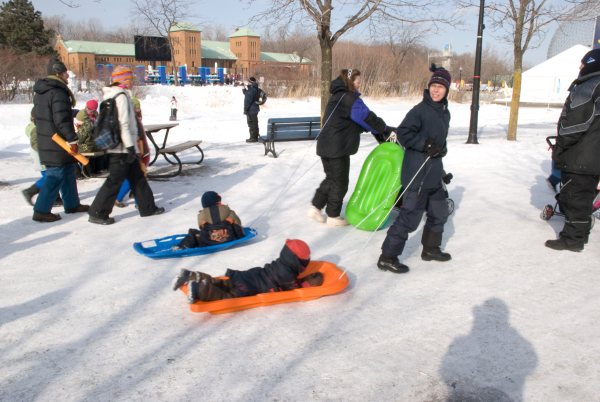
[133,227,258,259]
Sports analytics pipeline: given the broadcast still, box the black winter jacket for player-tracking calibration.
[33,76,77,167]
[397,89,450,191]
[225,245,306,296]
[243,82,261,115]
[317,77,387,158]
[553,71,600,175]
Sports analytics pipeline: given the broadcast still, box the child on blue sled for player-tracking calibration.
[176,191,244,249]
[172,239,324,303]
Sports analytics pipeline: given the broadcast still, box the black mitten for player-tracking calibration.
[424,139,442,158]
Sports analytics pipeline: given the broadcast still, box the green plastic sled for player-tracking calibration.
[346,142,404,231]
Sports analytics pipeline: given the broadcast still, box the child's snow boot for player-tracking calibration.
[187,280,200,303]
[421,247,452,261]
[22,184,39,206]
[545,237,583,252]
[377,255,409,274]
[172,269,192,291]
[307,205,326,223]
[421,229,451,261]
[326,216,348,227]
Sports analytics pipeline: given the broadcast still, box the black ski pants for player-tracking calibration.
[89,154,157,219]
[381,186,449,257]
[246,113,259,140]
[312,155,351,218]
[558,171,598,246]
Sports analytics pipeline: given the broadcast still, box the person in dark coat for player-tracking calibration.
[172,239,324,303]
[31,57,89,222]
[546,49,600,251]
[243,77,261,143]
[309,68,393,226]
[378,65,452,274]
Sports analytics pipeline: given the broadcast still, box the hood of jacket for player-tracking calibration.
[278,244,307,275]
[33,76,76,106]
[330,76,351,95]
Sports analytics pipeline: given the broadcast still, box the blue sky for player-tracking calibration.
[33,0,553,66]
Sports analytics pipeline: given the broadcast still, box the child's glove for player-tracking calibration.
[442,172,453,184]
[424,138,442,158]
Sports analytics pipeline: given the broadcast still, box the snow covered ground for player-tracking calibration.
[1,85,599,401]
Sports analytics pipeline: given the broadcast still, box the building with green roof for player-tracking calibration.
[55,26,312,82]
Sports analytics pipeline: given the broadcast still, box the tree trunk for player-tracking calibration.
[319,40,333,119]
[507,53,523,141]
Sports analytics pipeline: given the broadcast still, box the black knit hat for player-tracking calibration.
[248,76,257,82]
[47,57,67,75]
[428,64,451,91]
[580,49,600,77]
[201,191,221,208]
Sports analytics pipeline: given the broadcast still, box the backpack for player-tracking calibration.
[93,92,125,150]
[256,88,267,105]
[177,206,245,249]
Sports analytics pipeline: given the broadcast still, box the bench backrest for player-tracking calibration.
[266,117,321,140]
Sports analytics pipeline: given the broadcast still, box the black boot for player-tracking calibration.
[22,184,39,206]
[377,255,409,274]
[421,247,452,261]
[421,229,451,262]
[32,211,61,222]
[172,269,192,291]
[545,238,583,252]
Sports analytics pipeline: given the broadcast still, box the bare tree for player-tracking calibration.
[459,0,600,141]
[251,0,452,116]
[131,0,192,86]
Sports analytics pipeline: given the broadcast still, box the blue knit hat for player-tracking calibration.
[201,191,221,208]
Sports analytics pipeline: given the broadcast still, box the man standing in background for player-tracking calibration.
[243,77,261,143]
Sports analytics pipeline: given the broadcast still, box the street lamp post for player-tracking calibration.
[467,0,485,144]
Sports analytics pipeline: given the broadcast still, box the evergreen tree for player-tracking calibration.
[0,0,52,54]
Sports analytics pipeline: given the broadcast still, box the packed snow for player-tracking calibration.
[1,85,599,401]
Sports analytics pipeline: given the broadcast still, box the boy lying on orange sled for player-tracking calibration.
[172,239,324,303]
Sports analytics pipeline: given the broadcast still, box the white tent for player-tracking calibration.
[519,44,590,104]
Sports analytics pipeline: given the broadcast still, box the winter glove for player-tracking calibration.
[126,146,138,164]
[69,142,78,155]
[373,127,396,144]
[424,138,442,158]
[442,172,453,184]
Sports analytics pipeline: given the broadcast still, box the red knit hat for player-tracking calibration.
[111,65,134,87]
[86,99,98,111]
[285,239,310,261]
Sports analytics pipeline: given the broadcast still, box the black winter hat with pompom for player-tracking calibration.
[428,64,451,91]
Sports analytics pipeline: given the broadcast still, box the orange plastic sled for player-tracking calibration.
[179,260,349,314]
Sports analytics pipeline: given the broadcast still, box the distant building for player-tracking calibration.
[54,24,313,81]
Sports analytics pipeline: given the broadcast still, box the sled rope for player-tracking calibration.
[336,156,432,280]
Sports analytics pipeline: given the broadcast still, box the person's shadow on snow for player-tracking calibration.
[439,298,538,402]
